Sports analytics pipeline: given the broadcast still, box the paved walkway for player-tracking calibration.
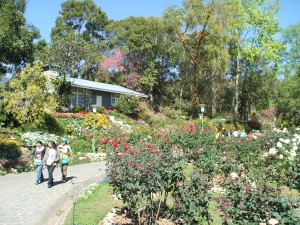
[0,161,107,225]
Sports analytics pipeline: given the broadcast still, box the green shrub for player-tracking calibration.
[72,106,84,113]
[114,94,140,116]
[162,106,183,118]
[41,113,65,134]
[96,106,106,113]
[70,139,93,153]
[0,139,21,159]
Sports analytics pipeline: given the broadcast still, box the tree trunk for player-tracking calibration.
[211,78,218,117]
[234,56,240,124]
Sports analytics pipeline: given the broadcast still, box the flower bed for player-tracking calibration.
[104,126,300,224]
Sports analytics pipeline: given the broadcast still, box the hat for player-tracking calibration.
[62,137,68,143]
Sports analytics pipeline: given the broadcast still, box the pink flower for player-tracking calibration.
[116,138,121,143]
[117,152,124,157]
[137,164,142,170]
[220,156,227,163]
[230,172,239,181]
[188,124,194,134]
[101,140,107,144]
[178,133,181,137]
[219,140,223,144]
[164,137,168,143]
[123,145,129,150]
[239,171,246,177]
[238,140,241,144]
[176,182,183,188]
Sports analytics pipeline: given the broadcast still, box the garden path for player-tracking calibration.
[0,161,107,225]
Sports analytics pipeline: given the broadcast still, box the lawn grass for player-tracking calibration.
[63,182,124,225]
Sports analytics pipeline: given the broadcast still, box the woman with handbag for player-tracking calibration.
[31,141,46,185]
[58,137,74,183]
[44,140,59,188]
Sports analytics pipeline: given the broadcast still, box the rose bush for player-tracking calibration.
[105,126,300,224]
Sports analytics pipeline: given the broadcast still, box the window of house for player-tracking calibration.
[111,93,120,106]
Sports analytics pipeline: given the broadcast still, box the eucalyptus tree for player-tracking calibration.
[49,0,108,80]
[225,0,282,122]
[0,0,39,79]
[163,0,231,117]
[105,16,179,110]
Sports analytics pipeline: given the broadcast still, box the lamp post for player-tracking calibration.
[200,104,206,130]
[91,105,97,153]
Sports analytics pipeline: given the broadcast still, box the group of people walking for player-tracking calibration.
[31,138,73,188]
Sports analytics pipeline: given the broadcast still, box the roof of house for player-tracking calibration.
[68,77,148,98]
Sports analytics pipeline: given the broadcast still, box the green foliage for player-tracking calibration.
[161,106,183,118]
[276,73,300,126]
[0,139,21,159]
[72,106,84,113]
[41,113,65,134]
[114,94,140,116]
[70,139,92,154]
[3,61,57,127]
[49,0,108,80]
[0,0,39,76]
[96,106,106,113]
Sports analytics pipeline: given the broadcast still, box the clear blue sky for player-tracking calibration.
[24,0,300,43]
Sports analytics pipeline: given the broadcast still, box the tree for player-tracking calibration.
[49,0,109,80]
[3,61,57,127]
[0,0,39,78]
[106,16,179,110]
[281,22,300,77]
[163,0,230,117]
[275,22,300,125]
[225,0,282,122]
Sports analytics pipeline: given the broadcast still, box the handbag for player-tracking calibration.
[61,157,69,165]
[34,159,42,166]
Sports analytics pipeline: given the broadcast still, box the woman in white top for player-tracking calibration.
[58,137,73,183]
[43,140,59,188]
[31,141,46,184]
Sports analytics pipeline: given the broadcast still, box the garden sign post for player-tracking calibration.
[91,105,97,153]
[200,104,206,130]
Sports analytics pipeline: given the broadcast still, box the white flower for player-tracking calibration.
[268,148,277,156]
[292,146,298,151]
[292,138,296,143]
[268,218,279,225]
[278,154,283,159]
[283,139,290,144]
[290,150,297,158]
[276,142,282,148]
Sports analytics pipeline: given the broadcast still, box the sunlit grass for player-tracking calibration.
[64,182,123,225]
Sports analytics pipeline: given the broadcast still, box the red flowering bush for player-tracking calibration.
[106,137,185,223]
[104,126,300,224]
